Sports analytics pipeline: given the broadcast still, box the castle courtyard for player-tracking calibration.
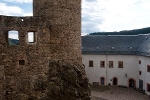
[91,86,149,100]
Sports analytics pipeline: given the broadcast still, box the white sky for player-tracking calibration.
[1,0,150,36]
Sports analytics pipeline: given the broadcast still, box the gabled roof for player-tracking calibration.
[82,34,150,56]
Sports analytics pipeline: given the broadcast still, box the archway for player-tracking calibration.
[113,77,118,85]
[100,77,105,85]
[128,78,136,88]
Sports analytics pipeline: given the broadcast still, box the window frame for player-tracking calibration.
[139,71,141,75]
[100,61,105,68]
[147,65,150,73]
[139,60,141,64]
[118,61,123,68]
[89,60,94,67]
[109,61,113,68]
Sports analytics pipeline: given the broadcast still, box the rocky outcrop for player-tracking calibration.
[39,61,91,100]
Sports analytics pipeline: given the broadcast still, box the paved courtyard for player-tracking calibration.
[91,86,149,100]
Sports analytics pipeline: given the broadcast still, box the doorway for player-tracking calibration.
[128,78,136,88]
[113,77,118,85]
[139,79,143,90]
[100,77,105,85]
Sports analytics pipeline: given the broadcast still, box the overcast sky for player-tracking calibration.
[1,0,150,36]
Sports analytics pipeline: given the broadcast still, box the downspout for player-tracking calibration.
[106,54,108,85]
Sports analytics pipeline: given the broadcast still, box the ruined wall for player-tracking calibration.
[0,0,90,100]
[0,15,50,99]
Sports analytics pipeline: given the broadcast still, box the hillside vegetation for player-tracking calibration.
[89,27,150,35]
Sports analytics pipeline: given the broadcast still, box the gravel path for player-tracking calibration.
[91,86,149,100]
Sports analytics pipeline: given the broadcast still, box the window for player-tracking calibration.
[139,60,141,64]
[147,65,150,72]
[139,71,141,75]
[28,32,36,43]
[89,61,93,67]
[118,61,123,68]
[100,61,105,67]
[8,30,19,45]
[109,61,113,68]
[147,83,150,92]
[19,60,25,65]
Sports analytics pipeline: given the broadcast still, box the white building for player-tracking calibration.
[82,34,150,95]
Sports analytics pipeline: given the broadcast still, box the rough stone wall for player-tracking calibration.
[0,15,50,99]
[33,0,82,66]
[0,0,90,99]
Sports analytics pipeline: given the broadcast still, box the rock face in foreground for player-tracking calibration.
[14,61,91,100]
[41,61,91,100]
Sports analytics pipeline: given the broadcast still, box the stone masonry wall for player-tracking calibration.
[0,0,90,99]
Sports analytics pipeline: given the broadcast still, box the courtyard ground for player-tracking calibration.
[91,86,150,100]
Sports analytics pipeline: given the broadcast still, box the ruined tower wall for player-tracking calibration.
[0,0,83,99]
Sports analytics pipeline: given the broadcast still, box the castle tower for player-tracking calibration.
[33,0,82,66]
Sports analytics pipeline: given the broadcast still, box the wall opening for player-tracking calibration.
[100,61,105,67]
[118,61,123,68]
[128,78,136,88]
[28,32,36,43]
[147,83,150,92]
[139,79,143,90]
[113,77,118,85]
[19,60,25,65]
[100,77,105,85]
[89,60,93,67]
[8,30,19,45]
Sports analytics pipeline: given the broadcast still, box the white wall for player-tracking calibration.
[82,54,138,86]
[138,56,150,95]
[82,54,150,95]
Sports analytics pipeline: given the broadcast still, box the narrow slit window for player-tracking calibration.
[8,30,19,45]
[28,32,35,43]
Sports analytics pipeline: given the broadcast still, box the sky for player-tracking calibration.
[1,0,150,36]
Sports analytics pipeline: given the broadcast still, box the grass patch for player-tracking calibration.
[91,85,110,92]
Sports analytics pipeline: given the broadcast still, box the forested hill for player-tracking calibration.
[89,27,150,35]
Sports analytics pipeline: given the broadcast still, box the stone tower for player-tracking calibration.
[33,0,82,66]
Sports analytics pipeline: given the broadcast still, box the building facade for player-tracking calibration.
[82,34,150,95]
